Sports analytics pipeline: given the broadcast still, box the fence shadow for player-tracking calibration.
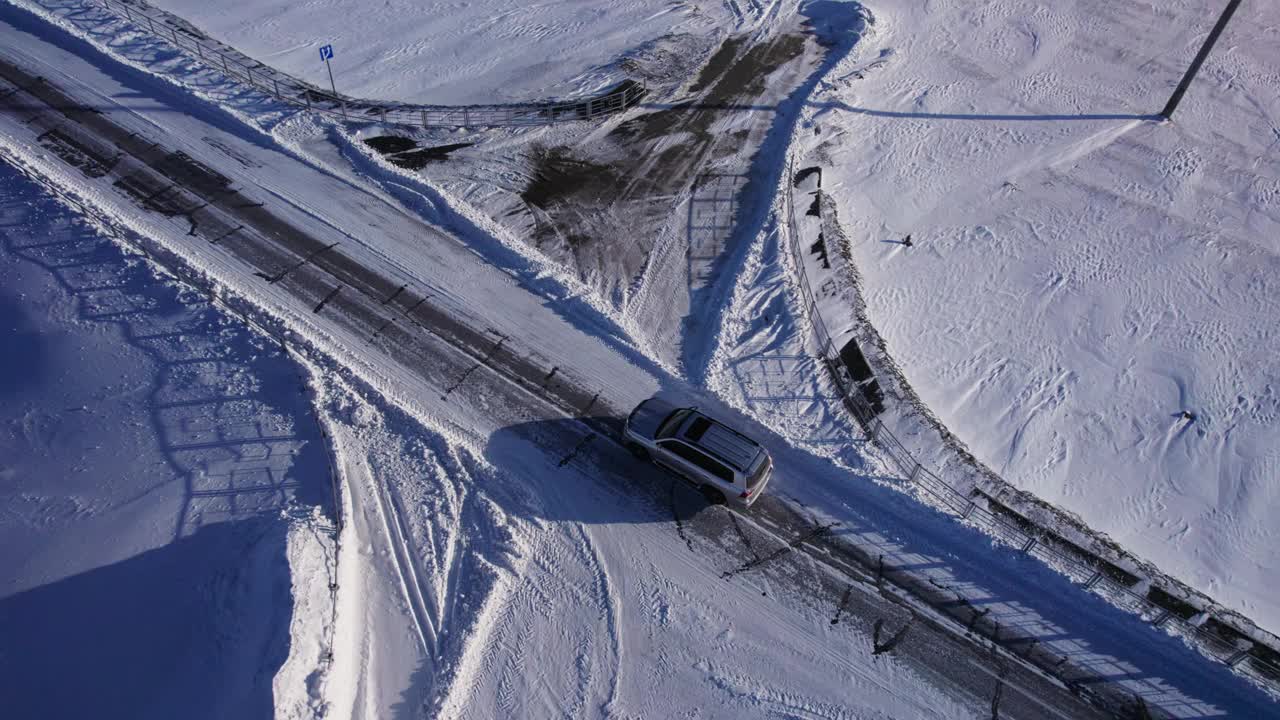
[686,172,747,294]
[2,218,332,538]
[0,167,331,717]
[640,100,1160,124]
[809,101,1162,123]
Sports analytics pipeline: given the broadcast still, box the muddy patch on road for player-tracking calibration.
[612,33,805,146]
[521,146,623,210]
[363,136,474,169]
[525,31,809,205]
[505,25,829,356]
[508,27,817,336]
[687,36,747,94]
[521,146,637,251]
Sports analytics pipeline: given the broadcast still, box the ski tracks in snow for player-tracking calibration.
[444,519,624,719]
[366,450,436,657]
[316,375,530,719]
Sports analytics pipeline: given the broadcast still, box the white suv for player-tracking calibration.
[623,396,773,507]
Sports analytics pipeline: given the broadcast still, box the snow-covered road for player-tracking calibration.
[1,0,1277,717]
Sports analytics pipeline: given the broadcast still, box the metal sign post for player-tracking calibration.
[318,44,343,117]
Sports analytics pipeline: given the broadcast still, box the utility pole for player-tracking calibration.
[1160,0,1244,120]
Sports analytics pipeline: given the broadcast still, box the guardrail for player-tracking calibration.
[780,156,1280,692]
[91,0,646,128]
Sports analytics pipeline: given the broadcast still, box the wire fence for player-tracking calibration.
[92,0,646,128]
[780,156,1280,690]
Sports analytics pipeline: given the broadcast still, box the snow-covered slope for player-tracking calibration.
[0,162,336,719]
[802,0,1280,630]
[143,0,738,104]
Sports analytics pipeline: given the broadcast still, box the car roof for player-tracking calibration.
[680,413,761,471]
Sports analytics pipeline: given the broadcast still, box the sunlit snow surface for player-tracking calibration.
[145,0,734,103]
[805,0,1280,629]
[4,0,1280,714]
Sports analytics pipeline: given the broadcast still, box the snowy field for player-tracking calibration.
[0,162,336,718]
[4,0,1280,715]
[800,0,1280,631]
[144,0,737,103]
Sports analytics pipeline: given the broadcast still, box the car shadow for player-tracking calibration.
[484,415,719,528]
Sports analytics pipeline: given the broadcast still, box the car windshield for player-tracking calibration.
[655,408,692,439]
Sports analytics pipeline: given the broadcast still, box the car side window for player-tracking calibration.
[659,441,734,484]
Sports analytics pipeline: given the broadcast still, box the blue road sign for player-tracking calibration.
[319,45,334,62]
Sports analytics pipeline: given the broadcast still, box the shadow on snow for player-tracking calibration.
[0,163,330,718]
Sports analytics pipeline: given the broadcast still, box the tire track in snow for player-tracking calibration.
[366,451,436,656]
[576,523,625,715]
[550,522,622,718]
